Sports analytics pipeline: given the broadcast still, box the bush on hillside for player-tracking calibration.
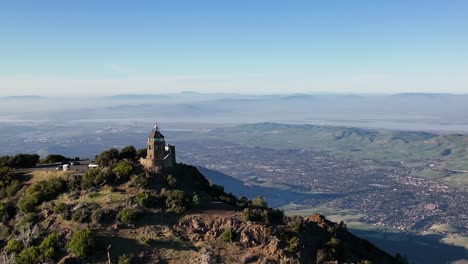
[135,191,157,207]
[118,254,134,264]
[191,194,201,207]
[117,208,137,224]
[5,180,22,197]
[54,202,72,220]
[112,161,134,181]
[66,229,96,258]
[38,232,59,260]
[0,166,15,187]
[251,196,268,209]
[91,208,115,225]
[72,207,91,223]
[264,208,285,225]
[15,232,59,264]
[0,167,21,199]
[286,215,303,232]
[96,148,120,167]
[17,177,66,212]
[5,239,23,253]
[81,168,113,188]
[119,146,137,161]
[130,174,150,188]
[0,203,15,222]
[40,154,69,164]
[9,154,40,168]
[165,174,177,187]
[220,227,233,242]
[287,237,299,253]
[16,246,41,264]
[164,189,189,214]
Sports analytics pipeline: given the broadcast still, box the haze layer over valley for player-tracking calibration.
[2,93,468,133]
[1,93,467,263]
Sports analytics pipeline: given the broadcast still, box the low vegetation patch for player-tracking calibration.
[117,208,137,224]
[66,229,96,258]
[17,177,66,212]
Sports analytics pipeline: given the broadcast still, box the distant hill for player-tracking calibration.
[0,95,47,100]
[185,123,468,189]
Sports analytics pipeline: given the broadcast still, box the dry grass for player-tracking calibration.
[25,170,72,184]
[430,224,460,233]
[441,235,468,250]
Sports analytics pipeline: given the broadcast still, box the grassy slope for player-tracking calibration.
[2,165,401,264]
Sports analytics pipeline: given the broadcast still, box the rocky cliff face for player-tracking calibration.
[177,211,397,264]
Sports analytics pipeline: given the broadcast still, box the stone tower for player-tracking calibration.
[147,124,166,160]
[140,123,176,172]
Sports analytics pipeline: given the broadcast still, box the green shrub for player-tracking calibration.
[242,208,265,222]
[9,154,40,168]
[130,174,150,188]
[91,208,114,225]
[38,232,59,260]
[66,229,96,257]
[0,166,15,187]
[135,191,156,207]
[117,208,137,224]
[5,239,23,253]
[72,207,91,223]
[53,202,66,213]
[54,202,72,220]
[0,203,14,222]
[264,208,284,225]
[40,154,68,164]
[166,174,177,187]
[220,227,233,242]
[91,209,104,225]
[6,180,22,197]
[316,248,331,264]
[219,193,237,205]
[164,190,188,214]
[327,237,344,260]
[96,148,120,167]
[82,168,112,188]
[251,196,267,208]
[118,254,134,264]
[17,177,66,212]
[287,215,303,232]
[287,237,299,253]
[15,213,39,231]
[16,246,41,264]
[119,146,137,161]
[17,196,39,212]
[15,232,59,264]
[191,194,201,207]
[112,161,134,181]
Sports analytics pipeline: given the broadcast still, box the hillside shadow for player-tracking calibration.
[148,238,198,251]
[96,234,145,259]
[198,167,338,207]
[136,211,182,227]
[350,229,468,264]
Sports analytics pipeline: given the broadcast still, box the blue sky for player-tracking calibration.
[1,0,467,95]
